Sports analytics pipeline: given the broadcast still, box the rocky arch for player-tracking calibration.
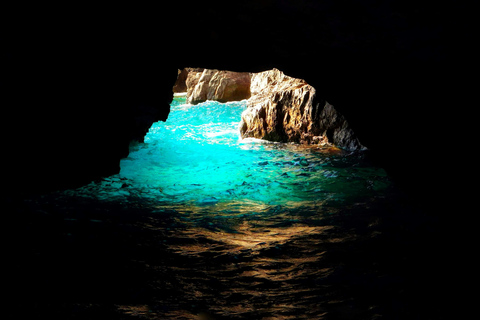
[174,68,365,150]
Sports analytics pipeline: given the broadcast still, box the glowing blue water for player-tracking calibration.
[64,96,391,212]
[114,96,391,209]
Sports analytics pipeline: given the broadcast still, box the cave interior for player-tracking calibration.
[3,2,471,317]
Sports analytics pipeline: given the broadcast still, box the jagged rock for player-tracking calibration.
[176,68,364,150]
[240,69,318,143]
[318,102,364,151]
[173,68,203,93]
[177,68,251,104]
[240,69,365,150]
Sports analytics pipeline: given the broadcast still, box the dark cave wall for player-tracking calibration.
[3,1,466,206]
[3,28,175,196]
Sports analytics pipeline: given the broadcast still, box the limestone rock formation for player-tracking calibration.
[175,68,364,150]
[175,68,251,104]
[241,69,322,144]
[240,69,365,150]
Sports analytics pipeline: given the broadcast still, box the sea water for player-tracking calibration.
[38,96,429,318]
[89,95,391,210]
[64,95,394,217]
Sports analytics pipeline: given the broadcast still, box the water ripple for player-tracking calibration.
[30,98,427,319]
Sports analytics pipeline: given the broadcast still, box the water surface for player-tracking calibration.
[32,96,431,319]
[74,96,392,210]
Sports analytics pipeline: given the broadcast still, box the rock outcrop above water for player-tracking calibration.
[240,69,320,144]
[242,69,364,150]
[174,68,251,104]
[175,68,364,150]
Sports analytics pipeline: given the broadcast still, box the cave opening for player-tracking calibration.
[64,69,393,214]
[114,90,391,211]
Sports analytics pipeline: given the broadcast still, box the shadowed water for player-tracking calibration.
[11,97,442,319]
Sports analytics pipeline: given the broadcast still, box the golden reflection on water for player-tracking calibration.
[118,201,359,319]
[170,220,332,254]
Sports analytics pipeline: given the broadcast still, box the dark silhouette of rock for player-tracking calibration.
[317,102,365,151]
[173,67,204,93]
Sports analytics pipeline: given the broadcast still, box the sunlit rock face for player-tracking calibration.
[241,69,365,150]
[180,68,252,104]
[176,67,364,150]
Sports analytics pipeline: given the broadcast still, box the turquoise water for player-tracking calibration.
[116,96,391,208]
[65,96,392,212]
